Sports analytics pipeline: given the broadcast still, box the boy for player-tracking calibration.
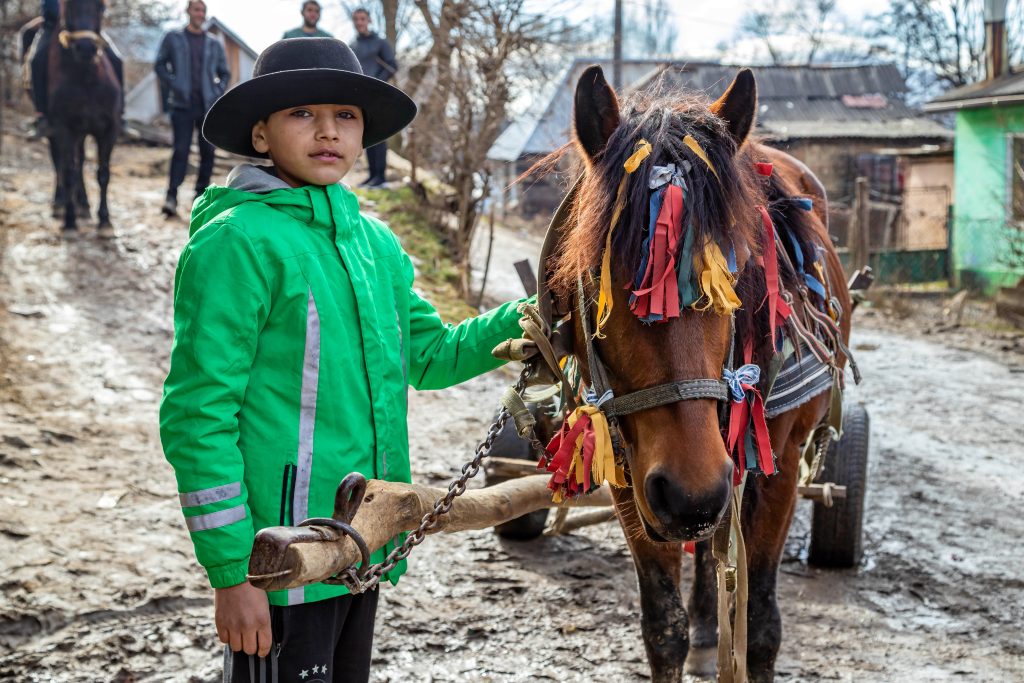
[160,38,529,682]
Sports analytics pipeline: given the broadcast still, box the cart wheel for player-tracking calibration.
[808,403,870,568]
[485,411,549,540]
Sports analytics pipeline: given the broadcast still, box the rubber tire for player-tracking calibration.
[808,403,870,568]
[485,412,549,540]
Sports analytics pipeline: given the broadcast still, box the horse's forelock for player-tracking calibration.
[550,91,765,300]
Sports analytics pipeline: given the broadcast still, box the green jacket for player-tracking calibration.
[160,165,524,606]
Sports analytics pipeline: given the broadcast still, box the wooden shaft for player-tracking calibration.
[248,475,612,591]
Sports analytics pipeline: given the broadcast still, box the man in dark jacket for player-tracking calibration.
[155,0,230,217]
[350,8,397,187]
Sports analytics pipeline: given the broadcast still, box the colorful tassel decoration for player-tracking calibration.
[759,205,793,349]
[722,344,776,484]
[542,404,627,503]
[595,140,652,338]
[683,135,719,180]
[694,242,742,315]
[629,183,685,322]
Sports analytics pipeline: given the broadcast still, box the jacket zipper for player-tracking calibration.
[279,464,296,526]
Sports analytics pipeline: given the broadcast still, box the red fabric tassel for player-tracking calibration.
[725,341,777,480]
[683,541,696,555]
[631,184,684,321]
[759,205,792,347]
[755,162,774,177]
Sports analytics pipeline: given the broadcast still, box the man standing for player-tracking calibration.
[283,1,333,39]
[154,0,230,217]
[350,8,397,188]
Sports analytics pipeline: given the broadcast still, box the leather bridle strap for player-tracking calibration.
[604,379,728,418]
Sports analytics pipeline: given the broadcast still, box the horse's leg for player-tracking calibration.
[96,131,114,234]
[742,403,820,683]
[75,138,90,219]
[60,132,79,232]
[683,539,719,677]
[48,135,64,218]
[612,486,688,683]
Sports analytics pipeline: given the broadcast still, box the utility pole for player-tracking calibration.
[613,0,623,90]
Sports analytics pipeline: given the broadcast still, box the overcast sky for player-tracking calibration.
[199,0,894,57]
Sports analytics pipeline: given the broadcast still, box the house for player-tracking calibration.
[490,60,953,262]
[107,17,257,125]
[924,7,1024,292]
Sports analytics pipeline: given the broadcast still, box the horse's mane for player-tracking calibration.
[545,88,825,367]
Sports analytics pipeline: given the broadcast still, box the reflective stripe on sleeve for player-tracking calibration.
[179,481,242,508]
[185,504,247,532]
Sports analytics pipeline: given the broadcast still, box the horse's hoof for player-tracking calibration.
[683,646,717,679]
[97,224,115,239]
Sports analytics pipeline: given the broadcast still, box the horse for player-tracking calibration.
[43,0,121,234]
[534,66,854,682]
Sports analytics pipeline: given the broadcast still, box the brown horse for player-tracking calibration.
[44,0,121,234]
[542,66,852,682]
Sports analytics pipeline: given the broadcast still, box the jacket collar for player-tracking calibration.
[224,164,360,239]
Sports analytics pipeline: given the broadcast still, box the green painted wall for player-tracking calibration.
[953,106,1024,293]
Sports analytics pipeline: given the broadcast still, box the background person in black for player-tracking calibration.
[349,7,396,188]
[154,0,230,217]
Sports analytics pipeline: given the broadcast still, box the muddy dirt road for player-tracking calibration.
[1,135,1022,682]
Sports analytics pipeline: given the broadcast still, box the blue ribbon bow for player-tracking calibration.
[723,364,761,402]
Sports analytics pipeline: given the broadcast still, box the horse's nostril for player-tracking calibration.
[643,466,732,538]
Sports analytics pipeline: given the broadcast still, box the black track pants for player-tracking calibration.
[224,589,379,683]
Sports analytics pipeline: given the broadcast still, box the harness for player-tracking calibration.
[514,141,859,683]
[57,1,107,54]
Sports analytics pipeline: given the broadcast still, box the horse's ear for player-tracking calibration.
[711,69,757,147]
[574,65,621,162]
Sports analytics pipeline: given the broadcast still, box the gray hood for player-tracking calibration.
[226,164,291,194]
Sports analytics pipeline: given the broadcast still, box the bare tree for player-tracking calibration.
[405,0,578,296]
[737,0,840,65]
[624,0,677,58]
[870,0,1024,95]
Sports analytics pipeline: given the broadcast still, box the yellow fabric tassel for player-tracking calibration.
[553,406,627,503]
[694,242,742,315]
[595,140,651,338]
[683,134,720,181]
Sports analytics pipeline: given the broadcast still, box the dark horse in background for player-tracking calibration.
[545,66,852,682]
[21,0,121,235]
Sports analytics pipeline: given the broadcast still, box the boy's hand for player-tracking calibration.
[215,581,272,657]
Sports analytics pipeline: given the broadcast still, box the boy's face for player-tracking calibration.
[251,104,364,188]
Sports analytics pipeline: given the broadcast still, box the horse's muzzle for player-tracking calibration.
[641,464,732,542]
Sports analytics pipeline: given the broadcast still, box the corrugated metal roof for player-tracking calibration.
[489,60,949,161]
[924,70,1024,111]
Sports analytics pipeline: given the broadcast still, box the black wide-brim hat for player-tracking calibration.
[203,38,416,158]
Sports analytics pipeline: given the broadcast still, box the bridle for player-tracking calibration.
[57,0,107,55]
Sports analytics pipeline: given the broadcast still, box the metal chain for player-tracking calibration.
[341,365,533,593]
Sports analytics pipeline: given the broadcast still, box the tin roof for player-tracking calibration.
[489,60,950,161]
[923,70,1024,112]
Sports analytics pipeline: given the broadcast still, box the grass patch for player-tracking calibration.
[356,185,474,322]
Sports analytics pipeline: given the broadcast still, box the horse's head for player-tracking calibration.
[61,0,107,61]
[552,65,768,543]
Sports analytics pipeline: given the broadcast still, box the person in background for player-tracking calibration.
[154,0,230,217]
[350,7,396,188]
[283,1,333,39]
